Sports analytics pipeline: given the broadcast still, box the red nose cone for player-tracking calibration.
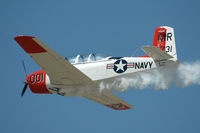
[27,70,51,94]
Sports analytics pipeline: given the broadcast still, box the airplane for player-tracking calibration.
[14,26,179,110]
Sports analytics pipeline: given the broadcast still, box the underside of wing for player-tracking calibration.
[14,36,93,86]
[83,91,133,110]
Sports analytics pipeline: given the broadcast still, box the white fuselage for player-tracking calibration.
[74,57,156,81]
[46,57,157,89]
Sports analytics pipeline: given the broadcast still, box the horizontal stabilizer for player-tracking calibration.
[142,46,173,61]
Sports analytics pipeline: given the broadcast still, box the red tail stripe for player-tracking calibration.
[153,27,167,51]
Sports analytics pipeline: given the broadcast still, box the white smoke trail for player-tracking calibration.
[99,61,200,92]
[176,61,200,87]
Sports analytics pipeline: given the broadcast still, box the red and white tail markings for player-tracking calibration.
[153,26,177,59]
[141,26,177,60]
[14,36,47,54]
[153,27,167,51]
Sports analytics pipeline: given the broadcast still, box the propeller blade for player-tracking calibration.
[21,83,28,97]
[21,60,27,76]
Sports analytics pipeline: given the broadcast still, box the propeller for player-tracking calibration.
[21,82,28,97]
[22,60,27,76]
[21,60,28,97]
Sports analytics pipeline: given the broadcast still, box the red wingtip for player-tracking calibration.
[106,103,133,110]
[14,36,46,54]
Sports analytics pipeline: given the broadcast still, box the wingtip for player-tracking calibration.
[14,36,46,54]
[106,103,134,110]
[14,36,35,40]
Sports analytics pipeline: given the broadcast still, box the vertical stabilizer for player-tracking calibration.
[153,26,177,60]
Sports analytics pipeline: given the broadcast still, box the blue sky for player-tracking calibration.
[1,0,200,133]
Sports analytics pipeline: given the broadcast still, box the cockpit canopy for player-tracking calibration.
[65,53,113,64]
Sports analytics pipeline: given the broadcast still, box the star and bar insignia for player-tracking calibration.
[107,59,134,73]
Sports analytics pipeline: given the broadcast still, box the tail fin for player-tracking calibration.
[153,26,177,60]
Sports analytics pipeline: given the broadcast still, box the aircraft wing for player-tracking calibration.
[142,46,173,61]
[15,36,93,86]
[83,90,134,110]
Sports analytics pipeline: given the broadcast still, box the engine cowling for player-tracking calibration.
[26,70,51,94]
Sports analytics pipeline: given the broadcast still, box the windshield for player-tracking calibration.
[65,53,110,64]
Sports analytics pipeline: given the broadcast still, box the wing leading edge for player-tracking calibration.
[14,36,133,110]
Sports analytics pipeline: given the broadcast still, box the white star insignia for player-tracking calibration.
[115,60,126,72]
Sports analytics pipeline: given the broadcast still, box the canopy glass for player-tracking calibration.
[65,53,111,64]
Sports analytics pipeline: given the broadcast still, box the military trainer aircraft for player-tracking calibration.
[14,26,179,110]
